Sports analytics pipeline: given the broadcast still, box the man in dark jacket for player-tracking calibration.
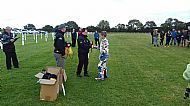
[1,26,19,70]
[71,29,77,47]
[76,28,92,77]
[176,30,182,47]
[54,24,66,68]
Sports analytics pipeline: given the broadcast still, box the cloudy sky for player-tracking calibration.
[0,0,190,29]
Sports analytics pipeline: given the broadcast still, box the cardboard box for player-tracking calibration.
[35,67,67,101]
[59,69,67,91]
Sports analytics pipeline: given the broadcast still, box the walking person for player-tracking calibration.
[54,24,66,69]
[1,26,19,70]
[71,29,77,47]
[76,28,92,77]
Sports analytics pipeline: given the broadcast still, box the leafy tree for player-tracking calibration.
[160,18,186,31]
[65,21,79,31]
[127,19,143,31]
[42,25,53,33]
[110,27,118,32]
[24,24,36,30]
[116,23,126,32]
[87,26,97,32]
[144,21,157,32]
[144,21,157,28]
[97,20,110,31]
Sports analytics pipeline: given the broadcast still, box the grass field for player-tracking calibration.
[0,33,190,106]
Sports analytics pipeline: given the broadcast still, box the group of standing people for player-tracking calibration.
[54,24,109,80]
[151,29,190,47]
[0,24,109,81]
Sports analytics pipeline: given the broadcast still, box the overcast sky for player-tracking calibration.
[0,0,190,29]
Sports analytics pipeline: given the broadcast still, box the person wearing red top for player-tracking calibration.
[77,28,82,37]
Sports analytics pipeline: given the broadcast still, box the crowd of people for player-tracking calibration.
[0,24,109,81]
[53,25,109,80]
[151,29,190,47]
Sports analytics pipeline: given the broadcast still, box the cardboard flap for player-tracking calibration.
[63,70,67,82]
[39,79,56,85]
[47,67,61,75]
[35,72,44,79]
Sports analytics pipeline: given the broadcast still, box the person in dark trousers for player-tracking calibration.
[181,29,187,47]
[94,31,100,47]
[176,30,182,47]
[187,30,190,47]
[160,31,165,46]
[76,28,92,77]
[165,31,172,47]
[170,29,177,46]
[151,30,154,44]
[1,26,19,70]
[71,29,77,47]
[54,24,66,69]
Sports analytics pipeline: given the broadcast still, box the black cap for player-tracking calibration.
[58,24,66,29]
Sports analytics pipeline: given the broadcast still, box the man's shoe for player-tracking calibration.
[14,66,19,68]
[95,78,101,80]
[84,74,90,77]
[77,74,82,77]
[7,68,12,70]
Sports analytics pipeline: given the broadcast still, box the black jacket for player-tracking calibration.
[54,30,65,56]
[1,32,16,53]
[77,35,91,54]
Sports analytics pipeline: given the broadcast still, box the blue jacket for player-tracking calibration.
[94,32,99,39]
[171,31,177,38]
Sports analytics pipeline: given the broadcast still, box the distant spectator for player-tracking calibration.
[151,30,154,44]
[176,30,182,47]
[153,29,159,47]
[94,31,100,47]
[165,31,172,47]
[181,29,187,47]
[71,29,77,47]
[78,28,82,37]
[170,29,177,46]
[160,31,165,46]
[187,30,190,47]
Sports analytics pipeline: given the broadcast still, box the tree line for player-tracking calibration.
[20,18,190,33]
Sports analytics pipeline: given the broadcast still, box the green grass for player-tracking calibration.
[0,33,190,106]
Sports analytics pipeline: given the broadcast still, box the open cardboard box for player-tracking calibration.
[35,67,67,101]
